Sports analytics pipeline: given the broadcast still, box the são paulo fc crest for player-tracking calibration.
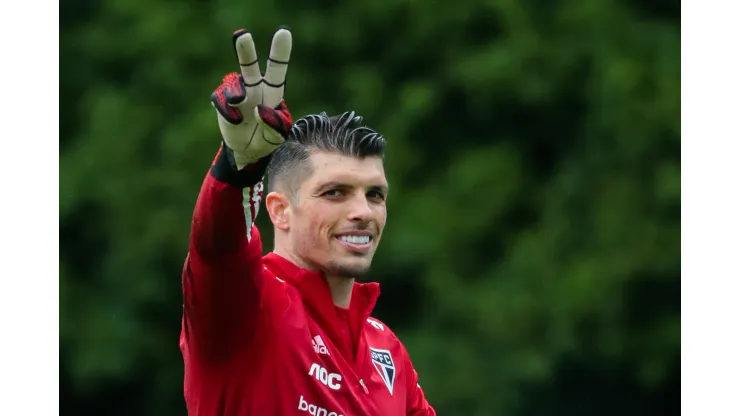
[369,347,396,395]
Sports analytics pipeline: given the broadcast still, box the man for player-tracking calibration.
[180,26,436,415]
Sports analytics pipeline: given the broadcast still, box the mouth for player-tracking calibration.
[334,232,374,252]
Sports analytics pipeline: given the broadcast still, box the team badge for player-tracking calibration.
[369,347,396,395]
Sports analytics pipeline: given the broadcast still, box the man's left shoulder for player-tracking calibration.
[364,316,407,352]
[364,316,392,334]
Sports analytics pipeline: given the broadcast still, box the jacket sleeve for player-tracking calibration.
[181,145,274,360]
[405,352,437,415]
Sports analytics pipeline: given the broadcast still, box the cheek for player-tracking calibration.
[292,207,334,250]
[375,206,388,231]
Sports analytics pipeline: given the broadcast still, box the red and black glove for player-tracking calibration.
[210,27,294,171]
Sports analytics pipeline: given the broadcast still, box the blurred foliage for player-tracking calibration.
[60,0,680,414]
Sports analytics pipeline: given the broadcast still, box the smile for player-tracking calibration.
[334,233,374,252]
[338,235,371,244]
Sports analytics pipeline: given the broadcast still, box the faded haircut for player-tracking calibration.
[266,111,386,195]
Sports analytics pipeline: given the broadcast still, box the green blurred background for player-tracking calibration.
[59,0,680,414]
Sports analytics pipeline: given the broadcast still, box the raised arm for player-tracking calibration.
[182,150,271,358]
[181,28,293,360]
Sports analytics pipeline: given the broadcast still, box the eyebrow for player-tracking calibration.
[315,181,389,194]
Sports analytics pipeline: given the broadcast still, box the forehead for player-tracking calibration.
[303,151,387,189]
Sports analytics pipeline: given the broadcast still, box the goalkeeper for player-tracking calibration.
[179,27,436,415]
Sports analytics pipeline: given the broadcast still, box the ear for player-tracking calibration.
[265,191,291,231]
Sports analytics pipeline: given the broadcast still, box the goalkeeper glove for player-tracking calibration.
[211,27,294,170]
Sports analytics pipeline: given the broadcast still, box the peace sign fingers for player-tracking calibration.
[232,29,263,110]
[262,26,293,108]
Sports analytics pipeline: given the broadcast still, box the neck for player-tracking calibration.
[273,244,355,308]
[324,274,355,308]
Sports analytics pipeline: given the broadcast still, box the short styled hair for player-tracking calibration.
[266,111,386,195]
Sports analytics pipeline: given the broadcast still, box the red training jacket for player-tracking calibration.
[180,153,436,416]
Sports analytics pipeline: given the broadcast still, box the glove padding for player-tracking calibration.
[211,27,293,169]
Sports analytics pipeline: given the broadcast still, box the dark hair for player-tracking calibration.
[266,111,386,194]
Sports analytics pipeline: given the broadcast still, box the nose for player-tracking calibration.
[347,194,374,223]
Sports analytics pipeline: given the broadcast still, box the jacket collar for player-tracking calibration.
[262,252,380,359]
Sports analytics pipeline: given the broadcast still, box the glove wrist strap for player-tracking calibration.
[210,142,271,188]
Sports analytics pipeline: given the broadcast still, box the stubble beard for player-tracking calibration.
[324,256,372,281]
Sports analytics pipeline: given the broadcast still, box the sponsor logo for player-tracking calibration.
[308,363,342,390]
[370,347,396,395]
[367,318,384,331]
[312,335,330,355]
[298,396,344,416]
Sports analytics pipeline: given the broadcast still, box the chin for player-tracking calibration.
[324,258,373,280]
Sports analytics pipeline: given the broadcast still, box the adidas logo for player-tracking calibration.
[312,335,329,355]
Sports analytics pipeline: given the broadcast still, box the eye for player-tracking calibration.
[367,190,386,201]
[322,189,344,198]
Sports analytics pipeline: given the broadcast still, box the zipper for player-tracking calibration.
[359,379,369,394]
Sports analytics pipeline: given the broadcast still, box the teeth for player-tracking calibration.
[339,235,370,245]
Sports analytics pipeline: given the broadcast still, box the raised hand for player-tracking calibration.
[211,27,294,169]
